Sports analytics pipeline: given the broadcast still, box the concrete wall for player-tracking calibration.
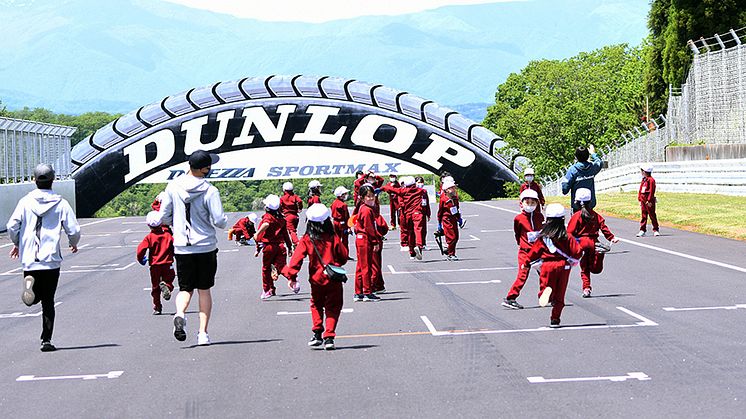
[0,180,76,233]
[594,159,746,196]
[666,144,746,161]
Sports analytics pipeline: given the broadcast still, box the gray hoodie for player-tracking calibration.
[159,174,227,254]
[7,189,81,271]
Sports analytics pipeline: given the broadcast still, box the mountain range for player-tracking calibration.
[0,0,649,121]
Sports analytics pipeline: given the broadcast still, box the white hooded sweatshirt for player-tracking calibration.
[6,189,81,271]
[159,174,228,254]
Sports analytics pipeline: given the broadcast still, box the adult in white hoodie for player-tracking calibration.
[159,150,227,346]
[7,164,80,352]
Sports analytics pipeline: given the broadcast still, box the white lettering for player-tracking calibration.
[123,129,175,183]
[292,105,346,143]
[183,110,234,155]
[233,105,296,145]
[413,133,476,170]
[350,115,417,153]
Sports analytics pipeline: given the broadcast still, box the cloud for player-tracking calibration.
[162,0,525,23]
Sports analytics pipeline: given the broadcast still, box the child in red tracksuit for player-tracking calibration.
[330,186,351,253]
[518,168,546,210]
[567,188,619,298]
[387,174,400,229]
[437,179,460,261]
[136,211,176,315]
[523,203,591,328]
[308,180,323,206]
[282,204,349,351]
[255,194,296,300]
[353,185,383,302]
[382,176,427,260]
[637,164,660,237]
[229,213,257,245]
[414,176,431,249]
[280,182,303,247]
[502,189,544,309]
[372,213,389,294]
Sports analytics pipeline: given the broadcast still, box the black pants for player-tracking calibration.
[24,268,60,342]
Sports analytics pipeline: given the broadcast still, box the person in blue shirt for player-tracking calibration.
[561,145,603,212]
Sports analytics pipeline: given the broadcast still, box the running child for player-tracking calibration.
[519,168,545,210]
[136,211,176,315]
[282,204,349,350]
[280,182,303,246]
[523,203,590,328]
[308,180,323,206]
[567,188,619,298]
[437,178,461,261]
[353,185,383,301]
[255,194,296,299]
[330,186,351,253]
[637,164,660,237]
[415,176,431,250]
[387,174,400,230]
[502,189,544,309]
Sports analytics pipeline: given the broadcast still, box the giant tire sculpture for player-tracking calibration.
[71,75,518,217]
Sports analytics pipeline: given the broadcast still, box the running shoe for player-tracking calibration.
[173,316,187,341]
[414,246,423,260]
[308,332,323,347]
[22,275,35,307]
[653,231,661,237]
[539,287,553,307]
[502,298,523,310]
[363,294,381,302]
[447,255,459,261]
[549,319,561,328]
[582,288,592,298]
[323,337,335,350]
[260,290,273,300]
[159,281,171,301]
[636,230,646,237]
[197,332,210,346]
[40,341,56,352]
[353,294,363,302]
[153,308,162,315]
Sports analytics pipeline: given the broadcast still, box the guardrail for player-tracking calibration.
[0,117,76,183]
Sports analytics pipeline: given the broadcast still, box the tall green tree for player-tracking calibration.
[646,0,746,114]
[9,107,120,146]
[484,44,645,177]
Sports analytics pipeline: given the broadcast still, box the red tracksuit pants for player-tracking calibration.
[354,235,375,295]
[262,243,287,293]
[149,264,175,311]
[399,211,410,248]
[334,223,349,253]
[540,261,572,321]
[286,214,300,246]
[442,216,459,256]
[372,245,384,292]
[415,212,427,248]
[310,280,344,338]
[390,202,398,227]
[577,237,596,290]
[507,249,532,300]
[640,202,659,232]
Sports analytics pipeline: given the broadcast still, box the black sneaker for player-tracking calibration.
[501,298,523,309]
[153,308,162,315]
[323,337,335,350]
[363,294,381,302]
[353,294,363,302]
[308,332,323,347]
[22,275,35,307]
[173,315,187,341]
[40,341,56,352]
[159,281,171,301]
[549,319,561,328]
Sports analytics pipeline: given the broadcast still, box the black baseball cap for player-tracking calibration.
[34,164,55,182]
[188,150,219,169]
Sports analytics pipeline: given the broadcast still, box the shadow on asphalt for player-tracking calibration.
[333,344,378,351]
[376,297,411,302]
[182,339,283,349]
[56,343,120,351]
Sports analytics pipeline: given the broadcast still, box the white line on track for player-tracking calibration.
[79,217,124,227]
[480,229,513,233]
[527,372,650,384]
[143,287,152,291]
[435,279,501,285]
[78,244,90,249]
[461,214,479,218]
[0,302,62,319]
[17,371,124,382]
[387,264,397,274]
[278,308,354,315]
[71,264,120,268]
[662,303,746,312]
[468,202,520,215]
[92,245,138,249]
[0,243,15,248]
[617,238,746,273]
[420,306,657,336]
[468,234,480,241]
[387,266,515,275]
[121,221,145,225]
[81,234,111,237]
[1,267,22,275]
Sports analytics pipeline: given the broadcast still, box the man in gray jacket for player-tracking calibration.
[159,150,227,346]
[7,164,80,352]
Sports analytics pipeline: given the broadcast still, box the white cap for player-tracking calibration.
[519,189,539,201]
[640,163,653,173]
[524,168,535,176]
[401,176,416,186]
[248,213,258,223]
[442,175,454,184]
[146,211,162,227]
[283,182,293,191]
[442,179,457,190]
[545,203,566,218]
[308,180,322,188]
[575,188,592,203]
[263,194,281,210]
[306,203,331,222]
[334,186,350,197]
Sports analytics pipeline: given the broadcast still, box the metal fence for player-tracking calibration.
[542,27,746,195]
[0,117,76,183]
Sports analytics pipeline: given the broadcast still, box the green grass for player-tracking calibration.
[542,192,746,241]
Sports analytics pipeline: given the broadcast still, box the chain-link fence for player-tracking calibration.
[0,117,76,183]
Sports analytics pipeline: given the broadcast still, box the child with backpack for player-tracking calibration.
[502,189,544,309]
[282,204,349,351]
[567,188,619,298]
[136,211,176,315]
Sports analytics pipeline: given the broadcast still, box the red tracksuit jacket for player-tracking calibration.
[638,176,656,204]
[567,211,615,242]
[136,227,174,266]
[330,198,350,231]
[437,193,460,224]
[519,182,546,206]
[514,211,545,251]
[283,233,349,285]
[307,195,322,207]
[381,184,426,217]
[280,192,303,216]
[232,217,257,239]
[355,204,382,243]
[256,212,292,247]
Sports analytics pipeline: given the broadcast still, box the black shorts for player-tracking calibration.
[174,250,218,292]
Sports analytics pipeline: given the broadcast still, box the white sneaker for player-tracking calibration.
[414,247,423,260]
[539,287,553,307]
[653,231,661,237]
[636,231,646,237]
[260,290,272,300]
[197,332,210,346]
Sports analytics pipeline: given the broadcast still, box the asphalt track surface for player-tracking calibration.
[1,200,745,418]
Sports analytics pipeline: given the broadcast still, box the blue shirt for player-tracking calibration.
[561,153,603,210]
